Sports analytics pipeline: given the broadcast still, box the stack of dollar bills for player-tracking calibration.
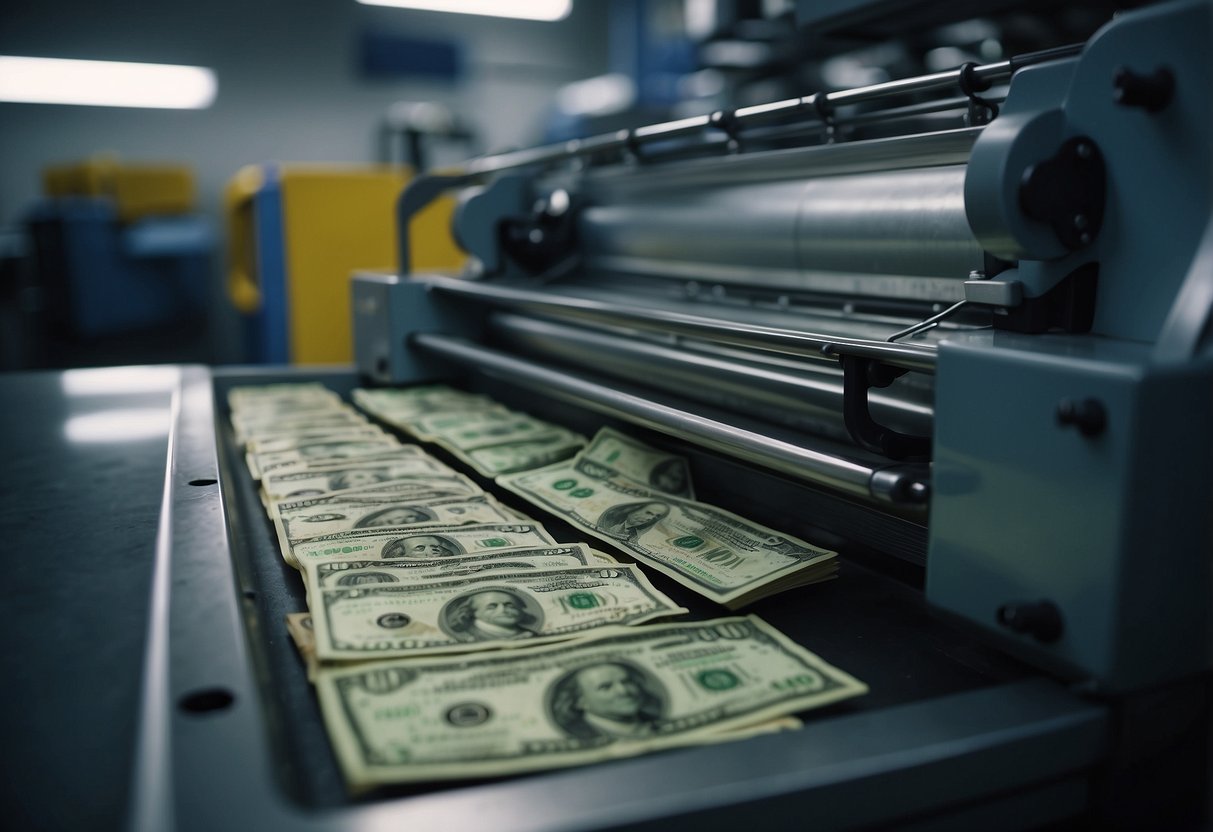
[229,382,865,789]
[353,385,586,476]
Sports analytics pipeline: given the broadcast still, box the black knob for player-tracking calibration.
[997,600,1064,643]
[1056,397,1107,437]
[1113,66,1174,113]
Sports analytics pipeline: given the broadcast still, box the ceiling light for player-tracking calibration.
[0,56,217,109]
[356,0,572,22]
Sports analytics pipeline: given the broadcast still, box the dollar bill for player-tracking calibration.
[245,425,389,455]
[260,455,460,500]
[286,612,318,680]
[309,565,688,661]
[248,437,406,479]
[289,523,559,564]
[234,412,370,445]
[498,458,837,608]
[258,458,465,504]
[355,385,585,475]
[410,409,545,445]
[255,448,430,480]
[457,430,587,476]
[269,475,484,517]
[274,494,519,562]
[353,385,500,422]
[578,427,695,499]
[315,615,866,785]
[303,544,606,589]
[231,397,351,425]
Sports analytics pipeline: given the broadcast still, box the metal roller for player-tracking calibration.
[578,164,983,300]
[488,311,933,441]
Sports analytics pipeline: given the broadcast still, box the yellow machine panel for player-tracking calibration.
[43,155,195,220]
[226,164,464,364]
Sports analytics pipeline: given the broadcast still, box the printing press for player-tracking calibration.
[13,1,1208,829]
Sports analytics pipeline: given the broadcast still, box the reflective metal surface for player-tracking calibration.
[580,165,981,299]
[422,275,939,372]
[0,366,178,831]
[489,312,933,440]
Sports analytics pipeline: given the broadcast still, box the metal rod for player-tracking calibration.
[422,275,938,372]
[887,299,970,342]
[411,332,930,508]
[490,311,933,437]
[444,48,1081,180]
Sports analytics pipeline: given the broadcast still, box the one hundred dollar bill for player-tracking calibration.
[244,425,388,454]
[254,448,430,480]
[303,544,606,590]
[248,437,405,479]
[273,494,519,562]
[269,475,483,513]
[309,564,688,661]
[354,386,500,425]
[260,455,460,500]
[498,458,837,608]
[289,523,558,565]
[355,385,585,475]
[315,615,866,785]
[231,397,351,425]
[411,409,546,446]
[578,427,695,499]
[457,429,587,476]
[234,412,370,445]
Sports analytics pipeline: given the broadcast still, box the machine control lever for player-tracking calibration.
[840,355,931,461]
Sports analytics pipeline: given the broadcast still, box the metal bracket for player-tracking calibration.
[840,355,932,461]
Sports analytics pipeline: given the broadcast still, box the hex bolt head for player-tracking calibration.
[1113,66,1175,112]
[1056,397,1107,437]
[997,600,1064,643]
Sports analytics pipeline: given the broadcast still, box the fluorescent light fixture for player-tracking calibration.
[356,0,572,21]
[0,56,216,109]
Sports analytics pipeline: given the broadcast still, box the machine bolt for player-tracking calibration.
[1056,397,1107,436]
[1113,66,1175,112]
[997,600,1064,643]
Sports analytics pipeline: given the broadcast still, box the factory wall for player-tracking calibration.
[0,0,609,362]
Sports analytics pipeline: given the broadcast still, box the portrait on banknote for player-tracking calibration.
[354,505,438,528]
[327,469,392,491]
[595,501,670,543]
[333,570,397,587]
[547,660,666,741]
[440,587,543,642]
[382,534,465,559]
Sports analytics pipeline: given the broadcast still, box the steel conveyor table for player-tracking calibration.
[1,365,1113,831]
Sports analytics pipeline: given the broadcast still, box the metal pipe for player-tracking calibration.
[578,165,981,286]
[421,274,939,372]
[411,332,930,508]
[444,49,1078,179]
[489,311,933,439]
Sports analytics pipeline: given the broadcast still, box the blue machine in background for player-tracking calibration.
[26,196,214,339]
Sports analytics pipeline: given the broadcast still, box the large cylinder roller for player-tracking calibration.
[578,163,984,301]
